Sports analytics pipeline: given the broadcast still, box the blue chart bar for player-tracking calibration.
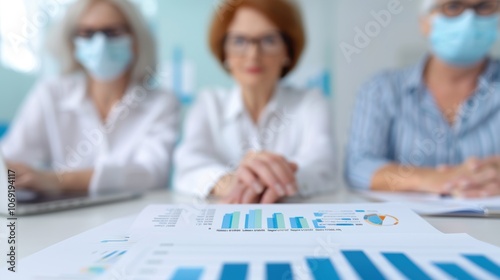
[171,268,204,280]
[220,264,248,280]
[464,255,500,277]
[266,263,294,280]
[342,251,386,280]
[290,217,301,229]
[306,258,340,280]
[248,211,255,229]
[314,212,324,217]
[382,253,431,280]
[222,214,233,229]
[434,263,476,280]
[245,214,249,228]
[267,218,275,229]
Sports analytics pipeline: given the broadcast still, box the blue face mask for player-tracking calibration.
[430,10,499,67]
[74,33,133,81]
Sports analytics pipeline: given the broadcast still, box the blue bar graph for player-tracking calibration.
[342,251,386,280]
[171,268,204,280]
[267,213,285,229]
[434,263,476,280]
[306,258,340,280]
[464,255,500,277]
[244,210,262,229]
[382,253,431,280]
[290,218,300,229]
[267,218,275,229]
[266,263,293,280]
[248,212,254,228]
[222,214,232,229]
[220,264,248,280]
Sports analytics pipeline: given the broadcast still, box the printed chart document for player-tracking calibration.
[0,215,136,280]
[359,191,500,216]
[4,204,500,280]
[129,203,440,236]
[110,232,500,280]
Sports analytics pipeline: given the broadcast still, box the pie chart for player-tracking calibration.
[364,214,399,226]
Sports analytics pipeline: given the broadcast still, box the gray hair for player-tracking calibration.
[47,0,157,82]
[421,0,437,15]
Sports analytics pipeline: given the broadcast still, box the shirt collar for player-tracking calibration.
[403,55,429,94]
[224,84,284,122]
[60,72,142,111]
[405,55,500,95]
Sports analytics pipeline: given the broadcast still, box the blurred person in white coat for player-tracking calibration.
[174,0,337,204]
[1,0,179,195]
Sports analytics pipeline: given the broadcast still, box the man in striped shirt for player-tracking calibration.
[346,0,500,198]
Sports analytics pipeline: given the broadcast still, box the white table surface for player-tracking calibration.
[15,189,500,259]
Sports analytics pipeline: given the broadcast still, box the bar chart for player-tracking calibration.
[116,238,500,280]
[244,210,263,229]
[221,212,240,229]
[137,204,439,234]
[219,208,380,230]
[267,213,286,229]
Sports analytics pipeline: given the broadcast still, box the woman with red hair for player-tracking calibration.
[174,0,337,203]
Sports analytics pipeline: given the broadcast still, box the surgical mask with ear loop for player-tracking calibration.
[74,32,134,81]
[429,10,499,67]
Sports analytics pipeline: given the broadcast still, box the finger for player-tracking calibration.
[459,168,497,191]
[261,155,297,195]
[236,167,264,194]
[454,188,488,199]
[464,157,481,171]
[6,163,30,177]
[15,173,35,190]
[260,189,281,204]
[472,156,500,172]
[243,159,286,197]
[289,162,299,173]
[222,183,246,204]
[437,165,450,172]
[240,187,261,204]
[483,182,500,197]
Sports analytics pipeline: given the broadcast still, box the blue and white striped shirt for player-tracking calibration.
[346,57,500,190]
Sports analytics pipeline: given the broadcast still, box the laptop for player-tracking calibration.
[0,152,142,216]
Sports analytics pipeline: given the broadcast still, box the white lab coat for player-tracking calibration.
[1,73,180,195]
[173,85,337,198]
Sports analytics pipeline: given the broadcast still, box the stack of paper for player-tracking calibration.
[359,191,500,216]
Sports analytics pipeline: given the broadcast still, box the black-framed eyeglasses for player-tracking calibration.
[432,0,500,17]
[74,25,130,39]
[224,32,285,56]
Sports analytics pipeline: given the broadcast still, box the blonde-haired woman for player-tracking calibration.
[1,0,179,195]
